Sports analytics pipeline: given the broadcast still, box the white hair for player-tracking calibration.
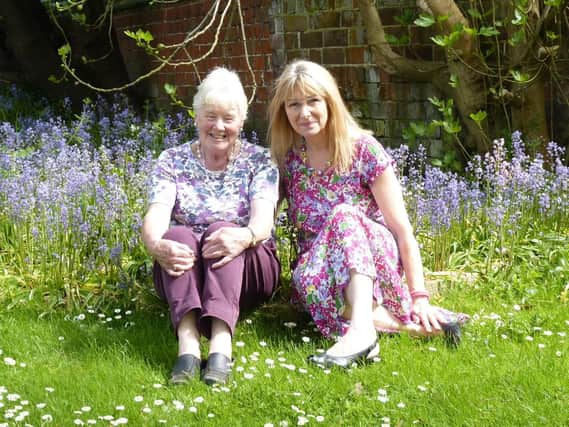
[192,67,248,121]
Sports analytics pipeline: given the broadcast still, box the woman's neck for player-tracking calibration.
[197,140,240,171]
[304,132,329,151]
[203,151,228,171]
[302,135,332,171]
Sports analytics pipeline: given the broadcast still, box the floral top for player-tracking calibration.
[284,134,394,254]
[149,139,279,234]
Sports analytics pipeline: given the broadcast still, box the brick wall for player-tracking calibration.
[113,0,441,146]
[271,0,439,146]
[113,0,275,135]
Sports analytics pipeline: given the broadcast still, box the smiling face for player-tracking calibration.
[196,103,243,155]
[284,88,329,143]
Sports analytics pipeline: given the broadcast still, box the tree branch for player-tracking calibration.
[424,0,474,55]
[357,0,445,80]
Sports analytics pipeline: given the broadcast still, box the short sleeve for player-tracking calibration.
[358,136,394,186]
[249,150,279,207]
[147,149,177,210]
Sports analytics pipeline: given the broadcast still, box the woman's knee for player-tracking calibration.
[203,221,237,238]
[162,226,199,247]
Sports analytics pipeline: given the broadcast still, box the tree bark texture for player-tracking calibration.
[358,0,488,152]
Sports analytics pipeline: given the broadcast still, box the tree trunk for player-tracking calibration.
[359,0,488,153]
[444,58,489,153]
[511,75,550,144]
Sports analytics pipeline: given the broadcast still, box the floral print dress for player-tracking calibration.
[148,138,279,235]
[284,135,463,338]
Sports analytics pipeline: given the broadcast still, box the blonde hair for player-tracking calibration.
[193,67,248,121]
[267,60,371,172]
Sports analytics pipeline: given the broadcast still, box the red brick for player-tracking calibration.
[309,49,323,64]
[301,31,323,49]
[253,55,266,70]
[255,86,269,101]
[323,29,348,47]
[346,46,364,64]
[322,47,345,65]
[256,39,272,54]
[285,15,309,32]
[310,11,340,28]
[285,33,299,49]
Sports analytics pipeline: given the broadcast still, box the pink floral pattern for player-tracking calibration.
[284,135,462,338]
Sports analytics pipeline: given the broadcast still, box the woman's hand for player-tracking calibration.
[202,226,251,269]
[151,239,195,277]
[411,297,445,335]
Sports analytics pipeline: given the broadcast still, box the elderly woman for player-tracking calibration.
[268,60,467,369]
[142,67,280,385]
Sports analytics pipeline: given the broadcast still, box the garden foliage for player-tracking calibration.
[0,86,568,310]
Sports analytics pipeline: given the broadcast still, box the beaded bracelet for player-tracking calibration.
[410,290,430,300]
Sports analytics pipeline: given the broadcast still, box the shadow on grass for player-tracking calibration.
[0,283,319,383]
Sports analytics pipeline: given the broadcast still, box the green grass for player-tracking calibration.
[2,90,568,425]
[1,279,568,426]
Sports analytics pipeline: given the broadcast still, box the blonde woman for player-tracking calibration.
[268,60,467,368]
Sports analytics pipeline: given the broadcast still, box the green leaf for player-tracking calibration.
[478,26,500,37]
[445,30,462,47]
[469,110,487,125]
[449,74,459,88]
[467,8,482,19]
[124,28,154,44]
[546,31,559,41]
[511,9,524,26]
[428,97,443,108]
[508,30,525,46]
[442,120,462,134]
[385,34,410,46]
[57,44,71,59]
[124,29,136,40]
[410,122,429,136]
[164,83,177,96]
[436,15,449,23]
[71,13,86,25]
[414,14,435,27]
[463,27,477,36]
[510,70,530,83]
[402,127,416,142]
[395,9,415,26]
[430,35,448,47]
[136,29,154,43]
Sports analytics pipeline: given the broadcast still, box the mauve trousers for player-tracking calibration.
[153,222,280,339]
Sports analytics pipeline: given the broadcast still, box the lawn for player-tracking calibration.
[1,87,568,426]
[1,279,568,426]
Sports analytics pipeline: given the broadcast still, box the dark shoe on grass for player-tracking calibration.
[307,340,379,369]
[169,354,201,385]
[442,321,462,348]
[202,353,232,385]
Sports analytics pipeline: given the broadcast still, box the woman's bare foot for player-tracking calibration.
[372,305,440,337]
